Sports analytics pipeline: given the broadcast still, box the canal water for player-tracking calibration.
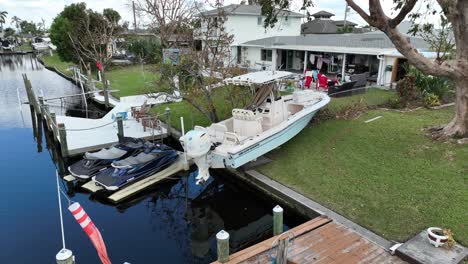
[1,54,307,263]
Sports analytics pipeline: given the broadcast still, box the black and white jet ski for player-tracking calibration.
[68,137,147,180]
[92,144,179,191]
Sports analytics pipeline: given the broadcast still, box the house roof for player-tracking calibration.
[311,10,335,18]
[239,32,430,55]
[199,4,304,17]
[334,20,358,27]
[301,20,337,34]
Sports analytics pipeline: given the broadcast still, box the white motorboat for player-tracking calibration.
[180,71,330,184]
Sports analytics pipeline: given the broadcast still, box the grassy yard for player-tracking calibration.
[258,106,468,245]
[105,65,158,98]
[41,53,75,76]
[41,53,158,97]
[17,43,33,52]
[152,86,250,131]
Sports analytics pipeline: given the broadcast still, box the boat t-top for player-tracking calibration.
[180,71,331,184]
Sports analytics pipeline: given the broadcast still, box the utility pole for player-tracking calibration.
[132,1,138,32]
[343,2,349,28]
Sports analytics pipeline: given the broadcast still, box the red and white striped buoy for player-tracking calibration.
[68,202,111,264]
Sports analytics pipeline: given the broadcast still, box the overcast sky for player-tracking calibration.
[0,0,433,29]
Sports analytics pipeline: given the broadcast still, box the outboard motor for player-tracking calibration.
[180,130,212,184]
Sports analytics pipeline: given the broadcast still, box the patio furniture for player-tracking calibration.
[350,72,369,88]
[141,116,161,132]
[131,101,150,122]
[328,81,357,97]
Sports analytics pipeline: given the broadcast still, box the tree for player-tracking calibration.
[50,3,88,62]
[4,27,15,38]
[0,11,7,30]
[134,0,195,48]
[150,0,242,123]
[67,8,124,107]
[11,16,21,32]
[259,0,468,138]
[19,20,38,35]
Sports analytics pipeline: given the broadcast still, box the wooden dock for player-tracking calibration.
[213,216,406,264]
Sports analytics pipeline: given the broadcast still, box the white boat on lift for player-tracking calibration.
[180,71,330,184]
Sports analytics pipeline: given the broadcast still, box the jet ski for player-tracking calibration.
[68,137,147,180]
[92,144,179,191]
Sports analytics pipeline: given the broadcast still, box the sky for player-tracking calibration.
[0,0,435,29]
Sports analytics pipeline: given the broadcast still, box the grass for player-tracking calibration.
[41,53,75,76]
[257,105,468,245]
[17,43,32,52]
[41,53,158,97]
[104,65,159,98]
[152,86,250,131]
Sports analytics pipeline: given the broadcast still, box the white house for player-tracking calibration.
[197,4,304,65]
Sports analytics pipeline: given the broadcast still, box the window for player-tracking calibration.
[237,46,242,64]
[261,49,272,61]
[257,16,262,25]
[284,16,290,25]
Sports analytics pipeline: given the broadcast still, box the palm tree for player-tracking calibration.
[0,11,8,30]
[11,16,21,32]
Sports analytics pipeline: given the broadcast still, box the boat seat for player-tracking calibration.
[232,109,263,137]
[208,123,227,143]
[223,132,240,146]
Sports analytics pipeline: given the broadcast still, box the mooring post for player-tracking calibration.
[50,112,57,137]
[273,205,284,236]
[165,107,171,136]
[38,96,44,115]
[57,123,68,157]
[56,248,74,264]
[276,237,289,264]
[117,115,124,142]
[216,230,230,263]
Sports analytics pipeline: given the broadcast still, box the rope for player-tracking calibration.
[60,120,116,131]
[56,170,67,250]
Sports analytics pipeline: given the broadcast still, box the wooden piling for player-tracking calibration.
[117,115,124,142]
[50,112,57,137]
[165,107,171,136]
[216,230,230,263]
[57,123,69,157]
[56,249,74,264]
[273,205,284,236]
[276,237,289,264]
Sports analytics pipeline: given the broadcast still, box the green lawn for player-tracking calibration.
[258,107,468,245]
[17,43,32,52]
[152,86,250,131]
[41,53,75,76]
[105,65,159,98]
[41,53,158,97]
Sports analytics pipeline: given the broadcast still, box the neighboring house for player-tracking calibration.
[238,31,432,87]
[196,4,304,66]
[301,11,337,34]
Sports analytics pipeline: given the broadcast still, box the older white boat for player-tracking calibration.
[180,71,330,184]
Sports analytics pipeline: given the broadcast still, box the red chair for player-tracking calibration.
[316,74,338,91]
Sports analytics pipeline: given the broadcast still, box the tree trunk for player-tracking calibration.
[442,77,468,138]
[101,70,110,108]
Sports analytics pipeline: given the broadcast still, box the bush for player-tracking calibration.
[406,66,454,102]
[423,92,441,108]
[396,75,421,105]
[127,38,162,64]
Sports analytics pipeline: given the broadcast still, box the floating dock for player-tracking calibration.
[66,154,188,203]
[212,216,406,264]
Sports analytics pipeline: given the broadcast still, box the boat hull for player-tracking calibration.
[213,109,318,168]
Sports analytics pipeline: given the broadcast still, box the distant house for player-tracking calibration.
[301,11,337,34]
[196,4,305,65]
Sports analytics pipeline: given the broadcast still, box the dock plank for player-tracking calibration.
[219,219,407,264]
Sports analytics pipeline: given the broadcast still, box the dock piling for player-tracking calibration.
[56,248,74,264]
[273,205,284,236]
[50,112,57,137]
[58,123,69,157]
[165,107,171,136]
[117,115,124,142]
[216,230,230,263]
[38,96,44,115]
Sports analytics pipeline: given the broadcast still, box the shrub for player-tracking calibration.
[127,38,162,64]
[406,66,454,102]
[396,75,420,105]
[423,92,441,108]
